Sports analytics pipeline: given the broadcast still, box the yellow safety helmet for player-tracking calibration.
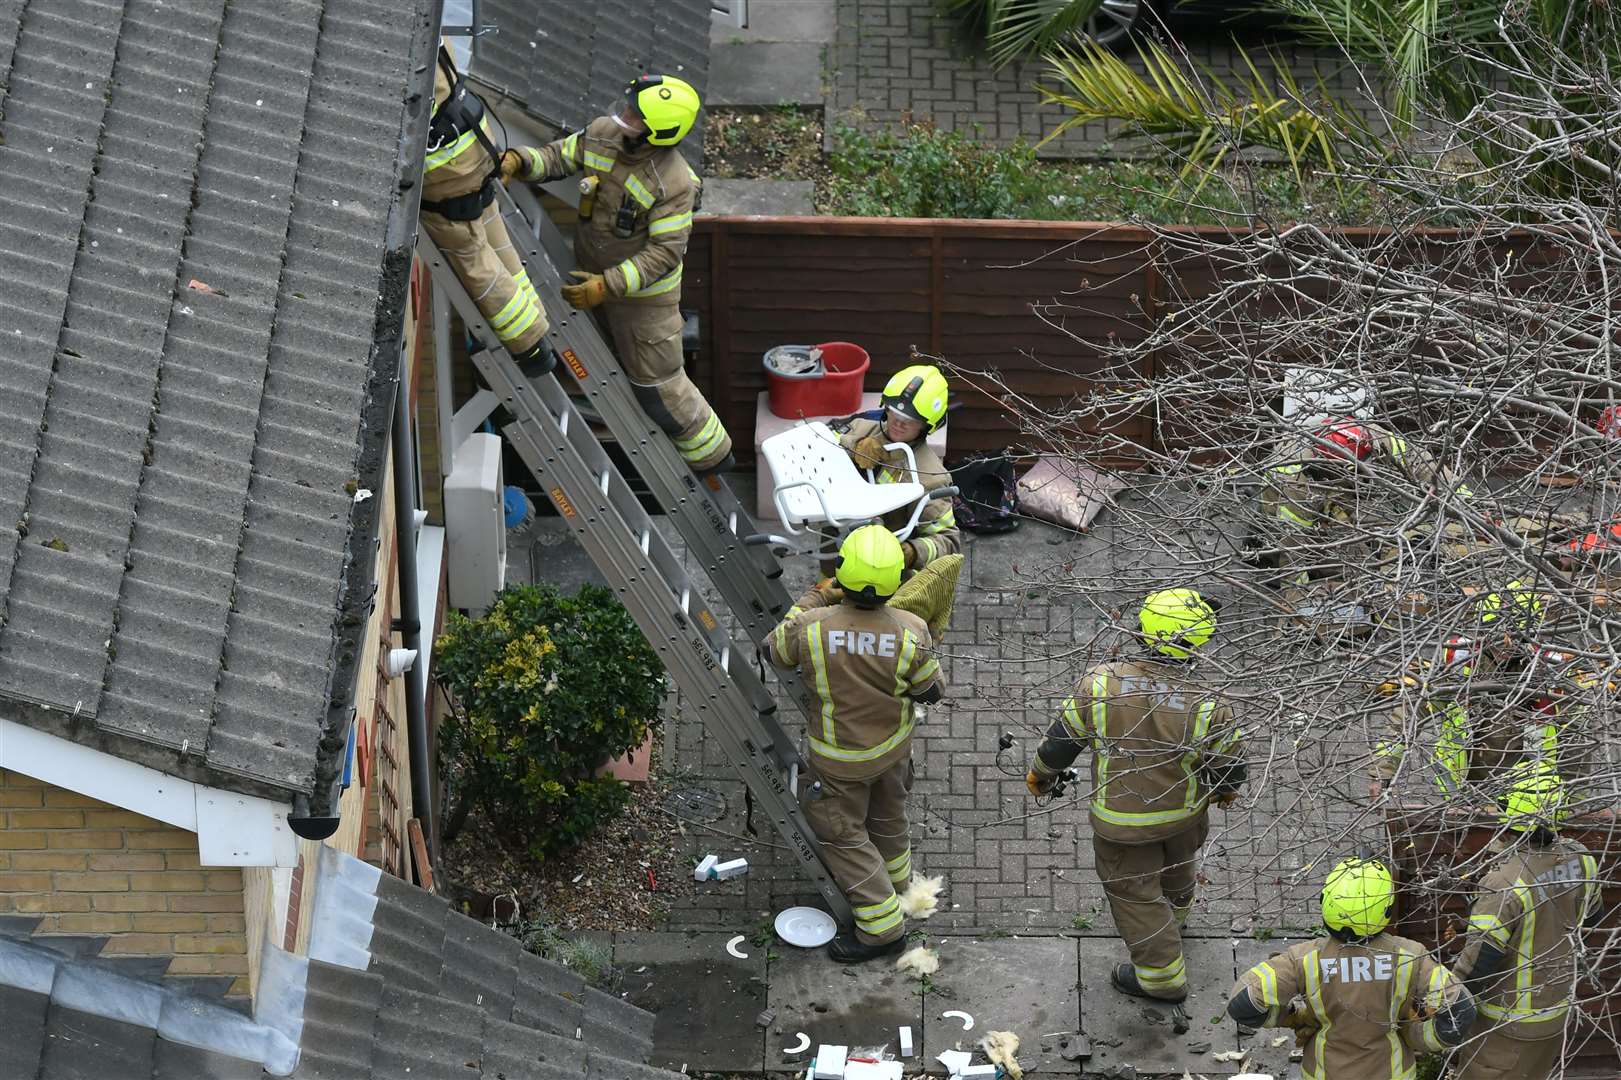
[1478,581,1543,634]
[835,525,904,605]
[626,74,701,146]
[1500,761,1567,833]
[880,365,950,435]
[1138,588,1216,659]
[1321,856,1394,939]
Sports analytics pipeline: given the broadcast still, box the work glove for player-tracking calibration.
[561,270,608,310]
[850,434,888,471]
[1213,790,1240,809]
[902,542,919,570]
[499,148,524,183]
[1279,1004,1317,1048]
[1026,769,1054,797]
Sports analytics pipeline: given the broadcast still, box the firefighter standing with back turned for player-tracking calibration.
[1026,589,1245,1001]
[506,76,733,474]
[1228,856,1476,1080]
[1449,764,1604,1080]
[764,526,944,963]
[420,43,556,374]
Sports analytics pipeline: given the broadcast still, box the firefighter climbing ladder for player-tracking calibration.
[416,188,853,927]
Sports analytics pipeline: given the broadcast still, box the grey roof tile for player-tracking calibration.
[439,911,522,1020]
[151,1037,266,1080]
[0,0,432,802]
[364,873,450,997]
[294,960,384,1079]
[0,985,48,1080]
[477,1018,587,1080]
[512,951,585,1038]
[578,986,655,1065]
[586,1055,683,1080]
[36,1003,157,1080]
[371,986,487,1080]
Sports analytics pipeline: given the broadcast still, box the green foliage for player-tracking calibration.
[436,583,665,860]
[1415,1053,1446,1080]
[1040,38,1361,189]
[1071,912,1095,930]
[825,121,1382,224]
[938,0,1112,67]
[509,916,616,988]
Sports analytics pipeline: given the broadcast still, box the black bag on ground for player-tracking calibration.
[950,452,1020,534]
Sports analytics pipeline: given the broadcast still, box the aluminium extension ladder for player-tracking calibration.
[416,186,852,927]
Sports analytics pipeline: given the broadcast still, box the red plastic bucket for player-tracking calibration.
[764,341,870,419]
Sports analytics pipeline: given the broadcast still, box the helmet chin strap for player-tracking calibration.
[611,113,650,146]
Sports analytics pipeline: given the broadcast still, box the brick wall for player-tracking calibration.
[0,769,249,997]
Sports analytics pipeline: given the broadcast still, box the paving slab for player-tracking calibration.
[615,932,767,1073]
[708,42,823,107]
[1080,936,1243,1077]
[918,936,1081,1075]
[1234,937,1308,1080]
[765,945,923,1072]
[712,0,836,44]
[701,179,816,217]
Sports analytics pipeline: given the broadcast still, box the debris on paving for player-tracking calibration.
[894,945,939,977]
[940,1010,974,1031]
[897,874,943,919]
[755,1009,776,1029]
[980,1030,1022,1078]
[783,1032,811,1055]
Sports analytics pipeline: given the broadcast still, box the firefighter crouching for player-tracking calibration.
[506,75,732,474]
[1229,856,1476,1080]
[1027,588,1245,1002]
[763,526,944,963]
[420,43,555,374]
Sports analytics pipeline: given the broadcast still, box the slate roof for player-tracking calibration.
[468,0,711,164]
[0,851,677,1079]
[0,0,437,806]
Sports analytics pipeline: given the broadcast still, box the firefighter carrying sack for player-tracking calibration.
[950,452,1020,534]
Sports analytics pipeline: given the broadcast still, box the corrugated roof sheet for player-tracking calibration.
[0,0,435,800]
[469,0,711,163]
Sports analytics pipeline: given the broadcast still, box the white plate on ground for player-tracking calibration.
[774,906,837,948]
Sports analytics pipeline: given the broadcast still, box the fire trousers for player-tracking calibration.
[421,202,548,358]
[1092,815,1209,1000]
[1452,1025,1562,1080]
[804,757,915,945]
[599,301,731,472]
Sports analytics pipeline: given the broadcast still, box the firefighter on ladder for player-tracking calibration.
[1450,764,1605,1080]
[1228,855,1477,1080]
[420,43,556,375]
[763,525,944,963]
[505,76,733,474]
[1025,589,1245,1002]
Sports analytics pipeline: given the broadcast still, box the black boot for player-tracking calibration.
[827,933,906,965]
[1110,962,1187,1003]
[694,451,735,478]
[515,340,558,378]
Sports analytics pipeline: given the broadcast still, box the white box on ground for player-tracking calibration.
[693,854,719,881]
[813,1044,848,1079]
[898,1026,913,1057]
[844,1062,903,1080]
[713,857,749,880]
[753,392,949,522]
[444,433,506,614]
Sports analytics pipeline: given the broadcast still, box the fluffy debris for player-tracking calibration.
[895,945,940,977]
[898,874,943,919]
[979,1031,1023,1079]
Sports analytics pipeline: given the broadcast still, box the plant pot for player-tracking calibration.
[595,730,655,783]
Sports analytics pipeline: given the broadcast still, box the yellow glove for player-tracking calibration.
[902,542,920,570]
[561,270,608,310]
[499,148,524,183]
[1026,769,1054,797]
[1280,1004,1317,1048]
[1213,790,1239,808]
[850,435,888,470]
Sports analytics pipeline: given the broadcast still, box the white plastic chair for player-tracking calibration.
[759,422,930,539]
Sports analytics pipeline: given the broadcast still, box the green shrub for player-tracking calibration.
[436,583,665,860]
[824,121,1385,225]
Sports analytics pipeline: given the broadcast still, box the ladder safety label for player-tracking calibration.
[563,349,588,380]
[549,487,577,518]
[699,610,718,632]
